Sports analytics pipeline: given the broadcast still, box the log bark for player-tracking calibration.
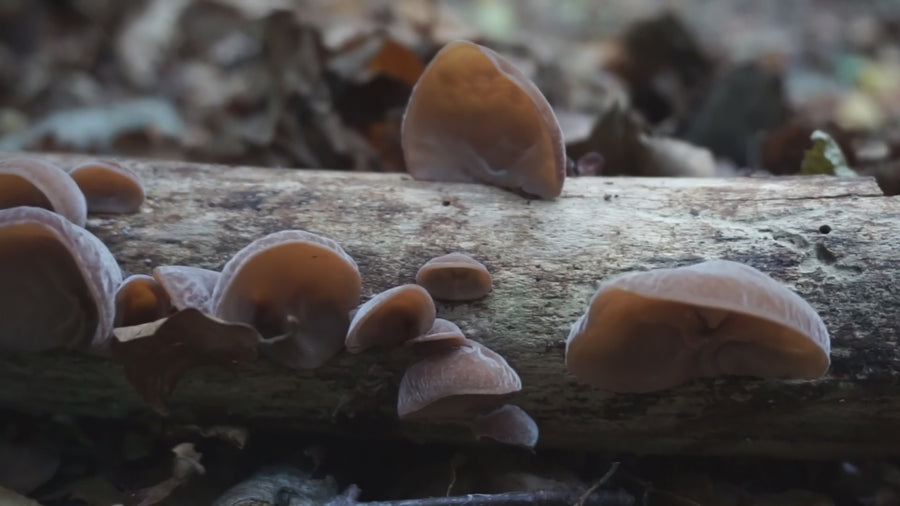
[1,153,898,458]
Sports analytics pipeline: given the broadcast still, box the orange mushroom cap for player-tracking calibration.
[566,260,831,393]
[0,157,87,226]
[401,40,566,199]
[0,206,121,351]
[212,230,361,369]
[67,160,145,214]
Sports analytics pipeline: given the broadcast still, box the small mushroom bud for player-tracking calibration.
[115,274,173,327]
[415,253,492,301]
[469,404,539,449]
[398,339,522,419]
[67,160,145,214]
[152,265,220,314]
[0,157,87,226]
[401,40,566,199]
[212,230,361,369]
[0,206,121,351]
[566,260,831,393]
[405,318,467,354]
[344,284,436,353]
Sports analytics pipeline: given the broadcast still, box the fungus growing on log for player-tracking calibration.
[566,259,831,393]
[398,339,522,419]
[406,317,467,353]
[0,206,121,352]
[112,308,260,414]
[67,160,145,213]
[153,265,220,313]
[344,284,436,353]
[415,252,492,301]
[115,274,173,327]
[0,157,87,226]
[212,230,361,369]
[401,40,566,199]
[470,404,539,449]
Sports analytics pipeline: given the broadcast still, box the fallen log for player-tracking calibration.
[1,153,898,458]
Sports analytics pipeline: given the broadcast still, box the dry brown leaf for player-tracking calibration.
[0,487,43,506]
[112,308,260,414]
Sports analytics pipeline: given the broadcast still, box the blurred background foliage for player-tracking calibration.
[0,0,898,192]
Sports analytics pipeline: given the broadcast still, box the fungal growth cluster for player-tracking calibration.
[0,39,837,456]
[345,253,538,449]
[0,158,145,354]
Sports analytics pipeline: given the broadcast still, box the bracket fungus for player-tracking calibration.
[153,265,220,314]
[566,260,831,393]
[0,157,87,227]
[67,160,145,213]
[345,284,436,353]
[401,40,566,199]
[398,339,522,419]
[115,274,173,327]
[415,253,492,301]
[112,308,260,414]
[470,404,539,449]
[212,230,361,369]
[0,206,121,352]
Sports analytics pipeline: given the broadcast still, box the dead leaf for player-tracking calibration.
[0,487,43,506]
[801,130,857,176]
[112,308,261,414]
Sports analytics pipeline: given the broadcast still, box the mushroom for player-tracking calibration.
[212,230,361,369]
[67,160,145,213]
[416,252,492,301]
[345,284,436,353]
[112,308,260,414]
[0,206,121,352]
[0,157,87,226]
[405,318,468,354]
[565,260,831,393]
[153,265,220,314]
[115,274,173,327]
[398,339,522,419]
[469,404,539,449]
[401,40,566,199]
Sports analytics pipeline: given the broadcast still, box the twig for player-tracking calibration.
[357,489,635,506]
[576,462,621,506]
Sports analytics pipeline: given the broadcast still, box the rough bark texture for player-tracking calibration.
[1,153,898,458]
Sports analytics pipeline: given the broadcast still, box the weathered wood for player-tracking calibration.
[1,153,898,458]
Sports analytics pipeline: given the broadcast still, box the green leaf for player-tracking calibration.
[800,130,857,176]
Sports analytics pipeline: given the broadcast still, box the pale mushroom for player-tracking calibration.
[398,339,522,419]
[0,206,121,351]
[405,318,468,354]
[415,253,492,301]
[212,230,361,369]
[344,284,435,353]
[0,157,87,226]
[153,265,220,314]
[469,404,539,449]
[566,260,831,393]
[401,40,566,199]
[67,160,145,213]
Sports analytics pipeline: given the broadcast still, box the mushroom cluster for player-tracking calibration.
[343,252,538,449]
[565,260,831,393]
[0,157,147,354]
